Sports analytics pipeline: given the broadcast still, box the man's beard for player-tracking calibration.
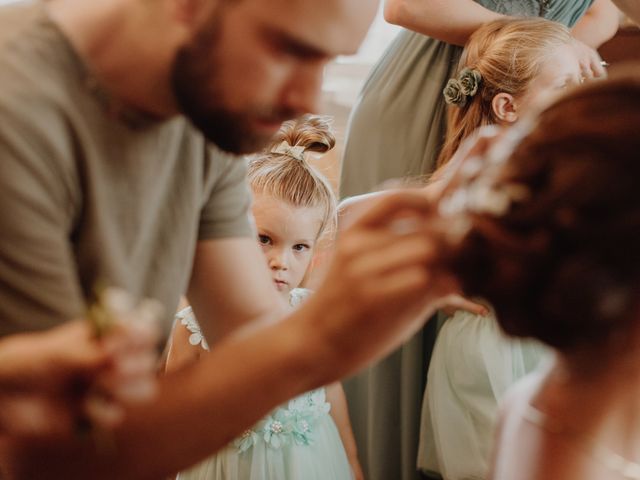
[170,18,298,154]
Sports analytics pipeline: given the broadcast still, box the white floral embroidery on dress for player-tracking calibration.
[289,288,311,307]
[176,306,209,351]
[174,289,331,453]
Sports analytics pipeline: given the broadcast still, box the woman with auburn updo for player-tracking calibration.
[435,68,640,480]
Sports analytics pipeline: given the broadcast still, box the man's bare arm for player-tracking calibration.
[3,191,447,480]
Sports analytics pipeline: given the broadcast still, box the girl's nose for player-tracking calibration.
[268,250,288,270]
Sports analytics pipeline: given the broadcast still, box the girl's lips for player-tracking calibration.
[273,279,288,290]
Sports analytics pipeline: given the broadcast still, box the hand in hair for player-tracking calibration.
[436,294,490,317]
[571,37,607,80]
[310,190,459,368]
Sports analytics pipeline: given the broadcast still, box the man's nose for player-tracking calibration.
[281,64,324,115]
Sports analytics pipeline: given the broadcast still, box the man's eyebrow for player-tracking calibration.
[262,25,331,60]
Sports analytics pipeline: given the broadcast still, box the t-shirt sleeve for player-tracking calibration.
[198,148,254,241]
[0,99,85,335]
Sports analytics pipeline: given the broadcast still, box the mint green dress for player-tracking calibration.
[418,311,548,479]
[339,3,594,480]
[177,289,353,480]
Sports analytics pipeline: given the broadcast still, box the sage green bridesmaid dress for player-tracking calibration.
[339,2,594,480]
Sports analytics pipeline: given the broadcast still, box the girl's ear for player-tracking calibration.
[492,93,519,124]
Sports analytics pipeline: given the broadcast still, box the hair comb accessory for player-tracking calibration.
[443,68,483,107]
[271,141,306,161]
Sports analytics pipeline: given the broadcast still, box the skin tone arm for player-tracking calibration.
[3,191,450,480]
[326,382,364,480]
[383,0,612,77]
[571,0,620,48]
[383,0,504,46]
[612,0,640,24]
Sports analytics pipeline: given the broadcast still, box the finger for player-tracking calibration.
[111,351,158,380]
[109,377,157,403]
[591,57,607,79]
[337,226,434,266]
[0,396,75,437]
[102,319,160,356]
[33,321,111,383]
[84,394,124,429]
[354,191,431,229]
[362,266,431,306]
[348,234,436,280]
[439,295,490,316]
[94,353,158,402]
[580,61,595,81]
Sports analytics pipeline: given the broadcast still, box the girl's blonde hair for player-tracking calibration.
[437,17,573,168]
[248,114,337,238]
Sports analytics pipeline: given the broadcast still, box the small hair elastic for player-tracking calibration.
[271,141,306,161]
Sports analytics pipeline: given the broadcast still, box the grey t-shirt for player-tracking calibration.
[0,5,253,337]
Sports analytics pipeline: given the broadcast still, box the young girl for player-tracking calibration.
[418,18,583,479]
[167,115,362,480]
[433,68,640,480]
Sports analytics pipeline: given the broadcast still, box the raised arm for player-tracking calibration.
[571,0,620,48]
[4,191,450,480]
[383,0,503,45]
[611,0,640,24]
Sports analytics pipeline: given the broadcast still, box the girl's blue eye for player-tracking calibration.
[258,235,271,245]
[293,244,310,252]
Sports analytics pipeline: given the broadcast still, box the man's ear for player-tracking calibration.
[491,92,519,124]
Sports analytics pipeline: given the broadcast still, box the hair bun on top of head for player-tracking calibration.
[268,114,336,161]
[271,141,306,161]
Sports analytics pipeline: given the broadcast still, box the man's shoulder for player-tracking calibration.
[0,1,45,48]
[0,2,80,117]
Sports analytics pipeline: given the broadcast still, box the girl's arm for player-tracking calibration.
[612,0,640,24]
[383,0,503,46]
[571,0,620,48]
[326,382,364,480]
